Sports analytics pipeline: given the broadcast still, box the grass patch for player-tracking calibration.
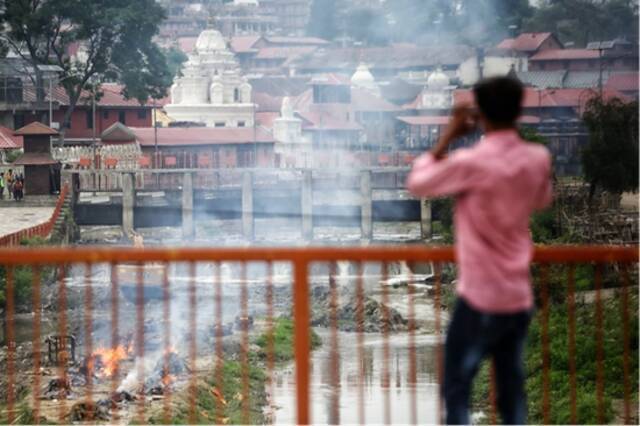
[147,359,268,425]
[255,317,322,362]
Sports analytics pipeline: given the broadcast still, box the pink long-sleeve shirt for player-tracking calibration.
[407,129,553,313]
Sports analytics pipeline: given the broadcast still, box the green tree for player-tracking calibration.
[582,96,639,197]
[164,46,188,79]
[0,0,172,141]
[524,0,639,45]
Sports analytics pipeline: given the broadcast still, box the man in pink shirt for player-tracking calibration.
[407,77,552,424]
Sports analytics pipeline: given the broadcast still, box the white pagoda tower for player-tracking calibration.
[164,28,254,127]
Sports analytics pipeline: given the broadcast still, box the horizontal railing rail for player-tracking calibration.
[0,245,637,425]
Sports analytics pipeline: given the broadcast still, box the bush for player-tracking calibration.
[255,318,321,362]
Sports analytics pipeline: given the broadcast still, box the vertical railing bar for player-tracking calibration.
[56,264,68,422]
[594,263,605,424]
[240,262,250,424]
[433,262,443,424]
[541,264,551,425]
[188,261,198,424]
[407,261,417,425]
[31,266,42,424]
[6,266,15,424]
[265,261,275,422]
[381,261,391,425]
[110,262,120,399]
[214,261,224,423]
[567,263,577,424]
[162,261,171,424]
[620,263,632,425]
[83,262,94,414]
[135,261,145,423]
[328,262,340,425]
[489,361,498,425]
[294,259,311,425]
[355,261,366,425]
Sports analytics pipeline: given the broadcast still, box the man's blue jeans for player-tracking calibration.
[443,298,532,425]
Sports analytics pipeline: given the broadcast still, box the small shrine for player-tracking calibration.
[13,122,61,194]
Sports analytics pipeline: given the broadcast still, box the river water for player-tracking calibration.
[8,222,443,424]
[271,331,441,425]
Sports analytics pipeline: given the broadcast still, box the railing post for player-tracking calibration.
[301,170,313,241]
[294,259,310,424]
[182,172,194,240]
[420,198,432,240]
[122,172,135,236]
[360,170,372,241]
[242,171,254,241]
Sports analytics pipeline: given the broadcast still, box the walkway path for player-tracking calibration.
[0,206,55,238]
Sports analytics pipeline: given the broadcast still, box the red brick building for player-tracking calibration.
[13,83,154,145]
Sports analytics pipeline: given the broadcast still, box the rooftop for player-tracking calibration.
[131,126,275,147]
[14,121,59,136]
[496,32,556,52]
[530,49,601,61]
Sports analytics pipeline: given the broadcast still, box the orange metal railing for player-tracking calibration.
[0,184,68,246]
[0,245,637,424]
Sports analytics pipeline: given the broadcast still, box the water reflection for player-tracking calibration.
[272,331,440,424]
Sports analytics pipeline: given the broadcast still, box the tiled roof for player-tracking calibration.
[516,71,567,89]
[230,35,262,53]
[397,116,449,126]
[255,46,316,60]
[14,121,59,136]
[177,37,198,54]
[309,73,351,86]
[530,49,600,61]
[101,122,136,142]
[12,152,57,165]
[131,126,275,147]
[0,126,23,149]
[296,110,362,131]
[290,44,474,70]
[496,33,554,52]
[22,82,154,108]
[264,36,329,46]
[605,73,639,92]
[249,76,310,97]
[252,91,283,112]
[255,112,280,129]
[453,87,628,108]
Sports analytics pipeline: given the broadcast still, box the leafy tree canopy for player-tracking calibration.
[0,0,172,136]
[582,96,639,195]
[524,0,639,46]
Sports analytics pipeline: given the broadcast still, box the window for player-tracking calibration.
[118,110,126,124]
[238,121,245,127]
[137,109,147,120]
[86,110,94,129]
[215,122,225,127]
[103,111,109,119]
[234,88,240,102]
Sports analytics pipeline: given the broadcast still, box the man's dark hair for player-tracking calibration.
[473,76,523,126]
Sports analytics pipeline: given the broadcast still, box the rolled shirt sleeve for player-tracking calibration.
[406,150,479,198]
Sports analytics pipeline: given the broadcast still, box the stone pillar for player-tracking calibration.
[301,170,313,241]
[242,171,254,241]
[360,170,372,241]
[420,198,432,240]
[122,172,135,236]
[182,172,194,240]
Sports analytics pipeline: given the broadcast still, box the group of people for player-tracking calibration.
[0,169,24,201]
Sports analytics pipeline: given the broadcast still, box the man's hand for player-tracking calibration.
[431,103,478,159]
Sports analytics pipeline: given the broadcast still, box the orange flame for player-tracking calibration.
[92,345,127,378]
[162,374,176,387]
